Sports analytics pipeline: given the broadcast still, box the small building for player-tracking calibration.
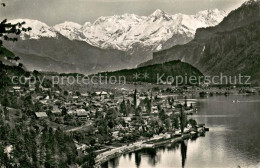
[100,91,108,99]
[55,91,61,94]
[51,107,62,115]
[95,91,108,99]
[36,96,44,100]
[67,110,76,115]
[74,102,84,107]
[151,106,159,114]
[13,86,21,92]
[40,86,51,91]
[122,117,131,123]
[81,93,89,97]
[39,100,49,105]
[45,95,50,100]
[35,112,48,119]
[95,91,101,96]
[93,102,102,108]
[112,131,119,139]
[76,109,89,121]
[29,87,36,91]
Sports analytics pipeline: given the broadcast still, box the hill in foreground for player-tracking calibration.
[97,60,203,85]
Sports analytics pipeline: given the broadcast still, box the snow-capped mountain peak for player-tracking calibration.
[148,9,172,22]
[150,9,166,17]
[53,21,83,40]
[195,9,227,24]
[54,21,82,29]
[9,19,57,40]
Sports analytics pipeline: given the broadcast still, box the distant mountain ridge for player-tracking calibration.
[4,34,130,74]
[139,0,260,83]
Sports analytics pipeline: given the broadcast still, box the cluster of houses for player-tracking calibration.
[33,90,115,122]
[7,84,198,144]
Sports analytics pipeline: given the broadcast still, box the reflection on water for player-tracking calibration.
[181,141,187,168]
[135,151,141,168]
[103,95,260,168]
[141,148,160,167]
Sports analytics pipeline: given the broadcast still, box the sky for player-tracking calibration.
[0,0,248,25]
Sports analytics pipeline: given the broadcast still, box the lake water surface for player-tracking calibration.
[102,95,260,168]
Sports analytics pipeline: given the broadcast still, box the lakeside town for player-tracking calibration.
[1,71,260,167]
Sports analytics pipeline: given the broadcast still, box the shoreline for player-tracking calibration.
[94,129,205,168]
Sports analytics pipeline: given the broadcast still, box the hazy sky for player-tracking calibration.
[0,0,247,25]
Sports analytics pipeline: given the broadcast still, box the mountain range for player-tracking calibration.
[140,0,260,83]
[3,9,226,74]
[54,9,226,51]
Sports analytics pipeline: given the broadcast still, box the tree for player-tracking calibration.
[179,106,187,133]
[171,97,175,105]
[33,70,39,76]
[0,2,31,66]
[13,56,20,61]
[120,99,127,116]
[172,117,179,129]
[184,96,187,108]
[18,63,23,68]
[76,91,81,96]
[167,96,171,105]
[81,147,95,168]
[0,15,31,47]
[190,103,193,109]
[188,118,197,128]
[6,56,12,61]
[144,97,151,114]
[1,97,9,107]
[135,106,141,116]
[64,90,68,96]
[89,138,96,146]
[159,109,166,122]
[133,89,137,108]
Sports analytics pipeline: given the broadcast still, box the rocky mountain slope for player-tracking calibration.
[4,31,130,74]
[140,0,260,83]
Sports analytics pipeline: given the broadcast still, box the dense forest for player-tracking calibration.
[97,60,203,85]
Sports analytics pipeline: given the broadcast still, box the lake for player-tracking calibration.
[102,95,260,168]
